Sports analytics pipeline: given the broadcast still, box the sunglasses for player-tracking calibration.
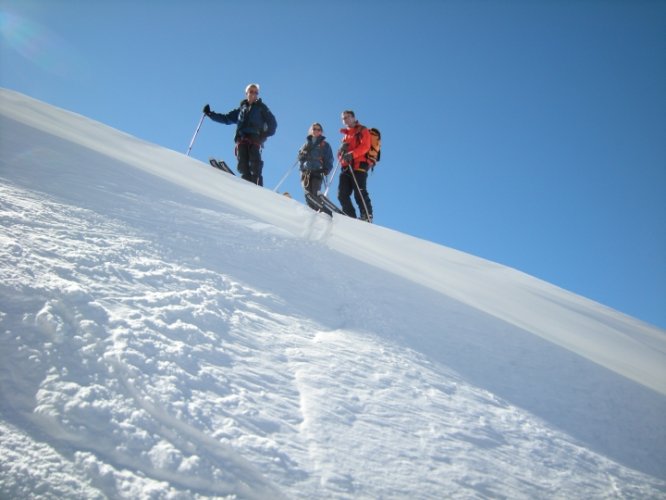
[247,90,258,95]
[313,127,322,131]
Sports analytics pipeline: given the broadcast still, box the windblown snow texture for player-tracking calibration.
[1,89,665,498]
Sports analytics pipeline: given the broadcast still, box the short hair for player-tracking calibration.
[245,83,260,94]
[342,110,355,118]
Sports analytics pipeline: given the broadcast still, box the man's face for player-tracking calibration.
[246,87,259,103]
[342,113,355,127]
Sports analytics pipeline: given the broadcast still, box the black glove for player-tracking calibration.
[342,152,353,164]
[338,142,349,155]
[203,104,211,115]
[298,151,307,162]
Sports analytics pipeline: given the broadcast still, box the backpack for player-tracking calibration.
[355,126,382,168]
[367,127,381,167]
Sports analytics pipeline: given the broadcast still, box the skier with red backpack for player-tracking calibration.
[338,110,375,222]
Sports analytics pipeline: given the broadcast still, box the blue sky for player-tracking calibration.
[1,0,664,330]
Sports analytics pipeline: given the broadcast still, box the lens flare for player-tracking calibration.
[0,10,86,78]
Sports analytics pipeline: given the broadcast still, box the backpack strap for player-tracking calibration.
[354,125,367,145]
[354,125,372,167]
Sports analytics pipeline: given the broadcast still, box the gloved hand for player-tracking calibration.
[298,150,307,162]
[338,142,349,155]
[203,104,211,115]
[342,152,353,164]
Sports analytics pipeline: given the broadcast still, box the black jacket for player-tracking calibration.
[208,98,277,142]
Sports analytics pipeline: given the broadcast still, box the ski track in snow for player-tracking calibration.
[1,89,665,498]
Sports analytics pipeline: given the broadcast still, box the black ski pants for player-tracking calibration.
[302,171,324,210]
[338,166,372,219]
[236,141,264,186]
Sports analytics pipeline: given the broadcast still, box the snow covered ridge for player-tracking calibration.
[2,88,664,395]
[1,88,665,498]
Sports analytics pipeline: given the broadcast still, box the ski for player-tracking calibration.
[316,193,344,215]
[305,192,333,216]
[209,158,235,175]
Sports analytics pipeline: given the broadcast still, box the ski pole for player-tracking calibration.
[323,159,340,196]
[348,166,371,220]
[186,113,206,156]
[273,159,299,192]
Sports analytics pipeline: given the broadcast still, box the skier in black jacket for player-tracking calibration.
[203,83,277,186]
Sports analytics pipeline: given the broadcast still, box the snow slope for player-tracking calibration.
[1,88,665,498]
